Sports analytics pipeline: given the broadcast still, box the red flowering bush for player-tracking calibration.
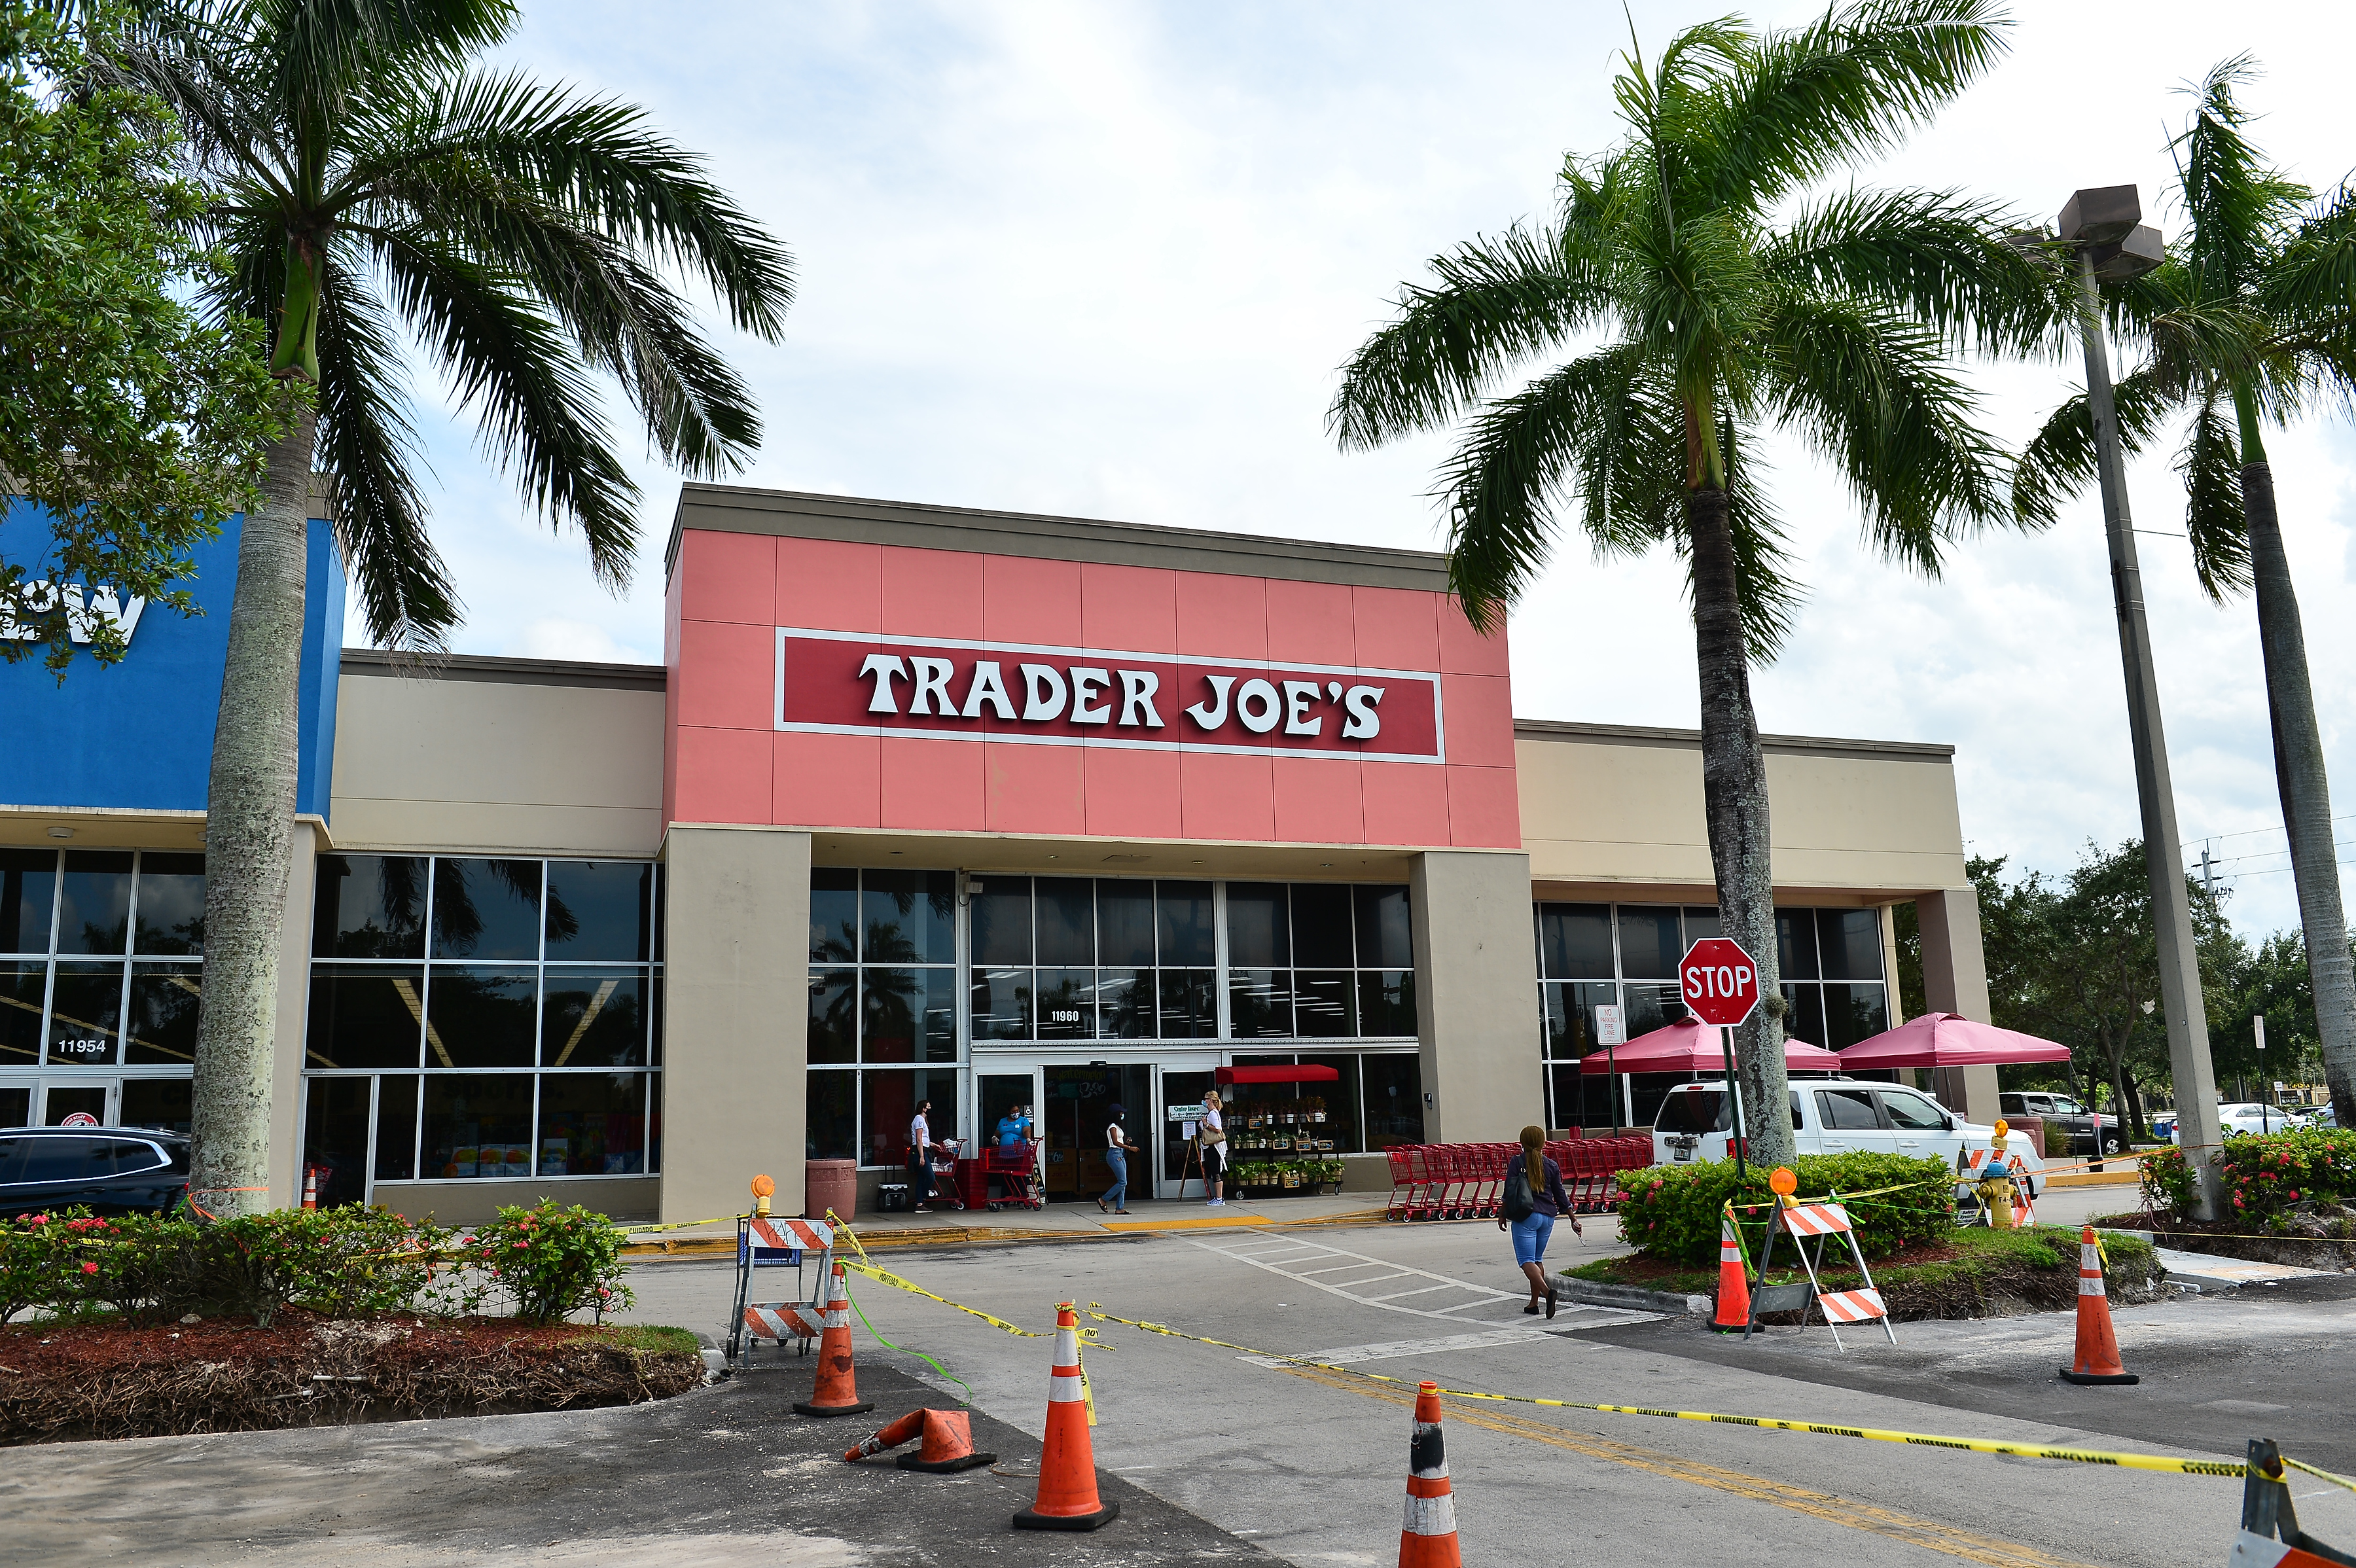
[466,1200,633,1325]
[2141,1128,2356,1232]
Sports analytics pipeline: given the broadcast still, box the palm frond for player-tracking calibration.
[1764,187,2063,357]
[1431,346,1679,632]
[313,249,455,646]
[1707,414,1802,659]
[1329,216,1615,451]
[2262,183,2356,335]
[336,67,794,338]
[1702,0,2009,211]
[2170,55,2309,307]
[346,219,637,586]
[2177,387,2253,601]
[260,0,509,132]
[1760,291,2008,573]
[2010,368,2177,526]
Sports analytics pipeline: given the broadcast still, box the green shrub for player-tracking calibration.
[2142,1127,2356,1230]
[1614,1154,1957,1266]
[0,1200,630,1326]
[469,1201,632,1325]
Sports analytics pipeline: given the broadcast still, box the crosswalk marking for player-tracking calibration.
[1185,1228,1648,1330]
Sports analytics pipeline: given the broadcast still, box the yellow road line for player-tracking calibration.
[1280,1363,2107,1568]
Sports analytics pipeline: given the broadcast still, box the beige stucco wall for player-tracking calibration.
[1410,849,1544,1143]
[660,825,811,1224]
[329,672,664,855]
[1515,724,1967,897]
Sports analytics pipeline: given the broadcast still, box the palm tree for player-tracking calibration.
[2014,58,2356,1133]
[1330,1,2048,1164]
[105,1,794,1215]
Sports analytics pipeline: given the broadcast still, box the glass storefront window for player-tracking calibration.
[860,1067,957,1169]
[1158,970,1217,1038]
[1354,885,1413,969]
[56,851,133,955]
[1776,908,1819,979]
[1,963,41,1063]
[125,965,200,1065]
[1362,1052,1425,1147]
[429,858,543,961]
[307,965,425,1069]
[376,1075,418,1179]
[969,880,1031,965]
[1158,882,1214,966]
[313,855,427,957]
[808,1070,856,1160]
[1541,980,1619,1060]
[121,1077,192,1135]
[1224,884,1289,968]
[543,861,654,961]
[1228,969,1292,1037]
[1293,971,1355,1037]
[132,853,205,955]
[862,869,954,963]
[971,967,1031,1041]
[541,969,649,1067]
[1823,982,1889,1048]
[538,1071,649,1174]
[1035,968,1096,1039]
[1616,906,1683,979]
[1219,882,1412,1044]
[809,967,856,1062]
[422,1073,534,1179]
[425,966,537,1068]
[1,849,58,953]
[47,961,120,1063]
[811,868,859,961]
[1817,910,1885,980]
[862,967,956,1061]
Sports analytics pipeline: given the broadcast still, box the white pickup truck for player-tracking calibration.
[1651,1077,2046,1201]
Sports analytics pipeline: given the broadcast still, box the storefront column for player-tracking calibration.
[1409,849,1543,1143]
[264,819,323,1209]
[1916,886,1999,1125]
[661,826,811,1223]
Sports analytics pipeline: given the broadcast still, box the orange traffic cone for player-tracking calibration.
[794,1262,876,1417]
[843,1408,925,1462]
[2058,1226,2138,1385]
[1399,1381,1462,1568]
[899,1408,995,1473]
[1012,1302,1118,1531]
[1711,1207,1751,1332]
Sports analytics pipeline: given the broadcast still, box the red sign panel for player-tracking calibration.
[1679,938,1761,1027]
[773,627,1445,764]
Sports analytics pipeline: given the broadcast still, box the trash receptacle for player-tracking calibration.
[804,1158,857,1221]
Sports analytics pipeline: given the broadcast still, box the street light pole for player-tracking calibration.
[2060,185,2226,1219]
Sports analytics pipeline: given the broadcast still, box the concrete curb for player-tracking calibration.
[1558,1277,1711,1316]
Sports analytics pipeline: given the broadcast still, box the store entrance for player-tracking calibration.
[1039,1064,1150,1203]
[0,1077,194,1132]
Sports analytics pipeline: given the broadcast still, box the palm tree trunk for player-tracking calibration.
[189,401,317,1219]
[2240,458,2356,1132]
[1687,480,1793,1166]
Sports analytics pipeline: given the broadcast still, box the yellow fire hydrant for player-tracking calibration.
[1975,1122,2017,1230]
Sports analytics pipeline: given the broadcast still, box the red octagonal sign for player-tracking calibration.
[1679,938,1761,1027]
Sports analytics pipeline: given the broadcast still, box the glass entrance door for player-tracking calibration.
[41,1080,111,1126]
[0,1078,31,1129]
[1159,1067,1214,1198]
[1039,1064,1150,1203]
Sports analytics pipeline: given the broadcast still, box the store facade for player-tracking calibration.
[1,484,1994,1224]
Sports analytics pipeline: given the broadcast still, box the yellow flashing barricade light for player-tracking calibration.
[752,1173,776,1218]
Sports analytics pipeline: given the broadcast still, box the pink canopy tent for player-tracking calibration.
[1838,1012,2070,1069]
[1579,1016,1844,1074]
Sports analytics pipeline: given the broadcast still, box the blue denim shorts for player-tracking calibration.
[1510,1212,1554,1266]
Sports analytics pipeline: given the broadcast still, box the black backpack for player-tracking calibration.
[1501,1151,1537,1221]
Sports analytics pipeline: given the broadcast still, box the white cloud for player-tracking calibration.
[365,0,2356,937]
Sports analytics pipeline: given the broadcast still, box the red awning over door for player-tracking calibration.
[1214,1065,1342,1085]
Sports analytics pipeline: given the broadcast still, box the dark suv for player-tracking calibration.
[1998,1091,2125,1157]
[0,1127,192,1219]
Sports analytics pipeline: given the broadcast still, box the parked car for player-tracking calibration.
[1997,1090,2126,1158]
[0,1127,192,1219]
[1652,1078,2044,1200]
[2163,1103,2313,1143]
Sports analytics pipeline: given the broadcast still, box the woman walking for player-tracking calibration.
[1098,1103,1132,1215]
[1497,1125,1579,1317]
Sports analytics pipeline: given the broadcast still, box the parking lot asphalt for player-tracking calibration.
[0,1360,1267,1567]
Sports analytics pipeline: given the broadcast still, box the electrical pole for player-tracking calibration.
[2060,185,2226,1219]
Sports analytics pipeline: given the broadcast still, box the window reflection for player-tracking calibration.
[307,965,425,1069]
[1,963,42,1063]
[56,851,132,955]
[808,968,855,1063]
[538,1072,647,1174]
[811,869,859,962]
[47,961,121,1063]
[807,1070,856,1160]
[1228,969,1293,1037]
[1035,969,1096,1040]
[861,869,955,963]
[429,859,543,961]
[543,861,652,961]
[423,966,536,1067]
[423,1074,534,1178]
[313,855,427,957]
[862,967,955,1063]
[1,849,57,955]
[132,853,205,955]
[540,969,648,1067]
[971,967,1032,1041]
[126,965,201,1064]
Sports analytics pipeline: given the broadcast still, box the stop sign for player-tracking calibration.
[1679,938,1760,1027]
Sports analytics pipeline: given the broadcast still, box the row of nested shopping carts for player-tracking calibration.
[1383,1136,1654,1221]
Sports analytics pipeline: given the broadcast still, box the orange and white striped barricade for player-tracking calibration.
[1958,1145,2038,1229]
[726,1212,837,1373]
[2230,1438,2353,1567]
[1743,1195,1897,1349]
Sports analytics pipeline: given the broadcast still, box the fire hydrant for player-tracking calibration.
[1975,1122,2018,1230]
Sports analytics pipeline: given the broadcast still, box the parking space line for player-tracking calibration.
[1188,1229,1526,1321]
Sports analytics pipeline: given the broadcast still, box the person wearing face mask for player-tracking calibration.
[1098,1103,1133,1215]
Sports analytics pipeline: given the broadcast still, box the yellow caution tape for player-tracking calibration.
[617,1213,742,1236]
[1080,1304,2355,1491]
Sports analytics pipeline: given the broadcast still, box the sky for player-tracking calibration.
[378,0,2356,940]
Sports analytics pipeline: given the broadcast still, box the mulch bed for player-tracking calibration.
[0,1311,702,1445]
[2092,1210,2356,1272]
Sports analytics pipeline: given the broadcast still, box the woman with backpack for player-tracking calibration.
[1497,1124,1579,1317]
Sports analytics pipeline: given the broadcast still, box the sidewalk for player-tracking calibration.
[623,1192,1393,1257]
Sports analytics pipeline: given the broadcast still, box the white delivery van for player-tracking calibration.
[1651,1078,2044,1201]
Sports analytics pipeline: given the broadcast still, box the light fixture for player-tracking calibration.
[47,827,71,840]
